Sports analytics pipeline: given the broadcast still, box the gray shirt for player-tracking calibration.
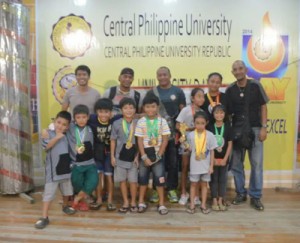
[63,86,101,116]
[66,122,95,166]
[110,118,138,169]
[188,130,218,175]
[43,130,71,183]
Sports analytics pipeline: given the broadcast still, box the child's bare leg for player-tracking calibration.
[120,181,129,207]
[62,196,70,207]
[42,201,51,218]
[74,191,87,204]
[138,185,147,204]
[96,173,103,204]
[189,182,197,209]
[106,175,114,204]
[181,154,189,196]
[200,181,208,209]
[130,182,137,206]
[156,186,164,206]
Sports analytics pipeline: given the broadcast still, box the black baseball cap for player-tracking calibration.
[120,67,134,76]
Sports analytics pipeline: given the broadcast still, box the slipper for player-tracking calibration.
[200,207,211,214]
[212,205,220,211]
[79,201,89,211]
[130,205,138,213]
[89,202,102,210]
[186,207,196,214]
[157,205,168,215]
[107,203,116,211]
[118,206,129,214]
[218,204,227,211]
[138,203,147,213]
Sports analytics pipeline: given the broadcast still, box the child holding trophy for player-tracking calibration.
[176,88,205,206]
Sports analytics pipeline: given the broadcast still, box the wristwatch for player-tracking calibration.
[156,154,162,161]
[141,154,148,161]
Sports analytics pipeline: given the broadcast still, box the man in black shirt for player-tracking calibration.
[226,60,268,211]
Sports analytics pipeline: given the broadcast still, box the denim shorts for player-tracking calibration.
[95,152,113,176]
[138,159,165,187]
[190,173,211,183]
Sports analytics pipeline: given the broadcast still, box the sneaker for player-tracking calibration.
[167,190,179,203]
[194,197,201,206]
[232,194,247,205]
[250,198,264,211]
[62,206,76,215]
[178,193,189,205]
[35,217,49,229]
[149,190,159,203]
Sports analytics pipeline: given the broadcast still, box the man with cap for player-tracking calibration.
[103,67,142,117]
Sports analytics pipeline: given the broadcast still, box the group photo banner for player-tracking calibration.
[36,0,299,172]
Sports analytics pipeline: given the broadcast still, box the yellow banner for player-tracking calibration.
[36,0,299,171]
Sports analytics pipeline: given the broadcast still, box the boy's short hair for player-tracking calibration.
[75,65,91,76]
[212,104,226,114]
[120,67,134,76]
[143,94,159,106]
[94,98,113,112]
[56,111,71,123]
[207,72,223,82]
[73,104,89,118]
[194,110,209,122]
[119,97,136,109]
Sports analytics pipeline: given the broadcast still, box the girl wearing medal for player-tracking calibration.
[201,72,227,125]
[176,88,205,206]
[186,111,218,214]
[208,104,233,211]
[111,98,139,213]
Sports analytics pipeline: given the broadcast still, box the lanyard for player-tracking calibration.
[194,130,206,157]
[146,116,158,139]
[75,126,86,146]
[122,119,134,141]
[214,123,224,147]
[207,92,220,106]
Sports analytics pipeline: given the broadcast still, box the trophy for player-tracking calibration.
[179,123,189,149]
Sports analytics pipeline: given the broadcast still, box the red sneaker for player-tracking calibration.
[78,201,89,211]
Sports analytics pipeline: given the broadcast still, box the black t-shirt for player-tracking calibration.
[225,79,269,127]
[207,122,233,159]
[201,92,227,125]
[88,114,121,161]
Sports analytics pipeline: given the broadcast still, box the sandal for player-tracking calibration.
[219,204,227,211]
[107,203,116,211]
[200,207,211,214]
[130,205,138,213]
[157,205,168,215]
[79,201,89,211]
[118,206,129,214]
[186,207,196,214]
[212,204,220,211]
[89,202,102,210]
[138,203,147,213]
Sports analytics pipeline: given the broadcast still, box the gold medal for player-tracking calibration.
[195,155,201,161]
[125,141,132,149]
[200,152,206,160]
[76,144,85,154]
[148,137,157,146]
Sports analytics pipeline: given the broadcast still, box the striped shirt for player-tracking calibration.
[135,116,170,151]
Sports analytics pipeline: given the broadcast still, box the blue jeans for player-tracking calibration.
[230,127,263,199]
[138,159,165,187]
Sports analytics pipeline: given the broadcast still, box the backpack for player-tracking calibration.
[108,86,140,110]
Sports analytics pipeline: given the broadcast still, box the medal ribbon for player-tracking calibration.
[122,119,134,142]
[75,126,86,146]
[146,116,158,139]
[207,92,220,107]
[195,130,206,157]
[214,124,224,147]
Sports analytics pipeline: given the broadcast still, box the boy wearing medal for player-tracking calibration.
[135,94,171,215]
[35,111,75,229]
[201,72,227,125]
[88,98,117,211]
[111,98,139,213]
[186,111,218,214]
[208,104,233,211]
[67,105,98,211]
